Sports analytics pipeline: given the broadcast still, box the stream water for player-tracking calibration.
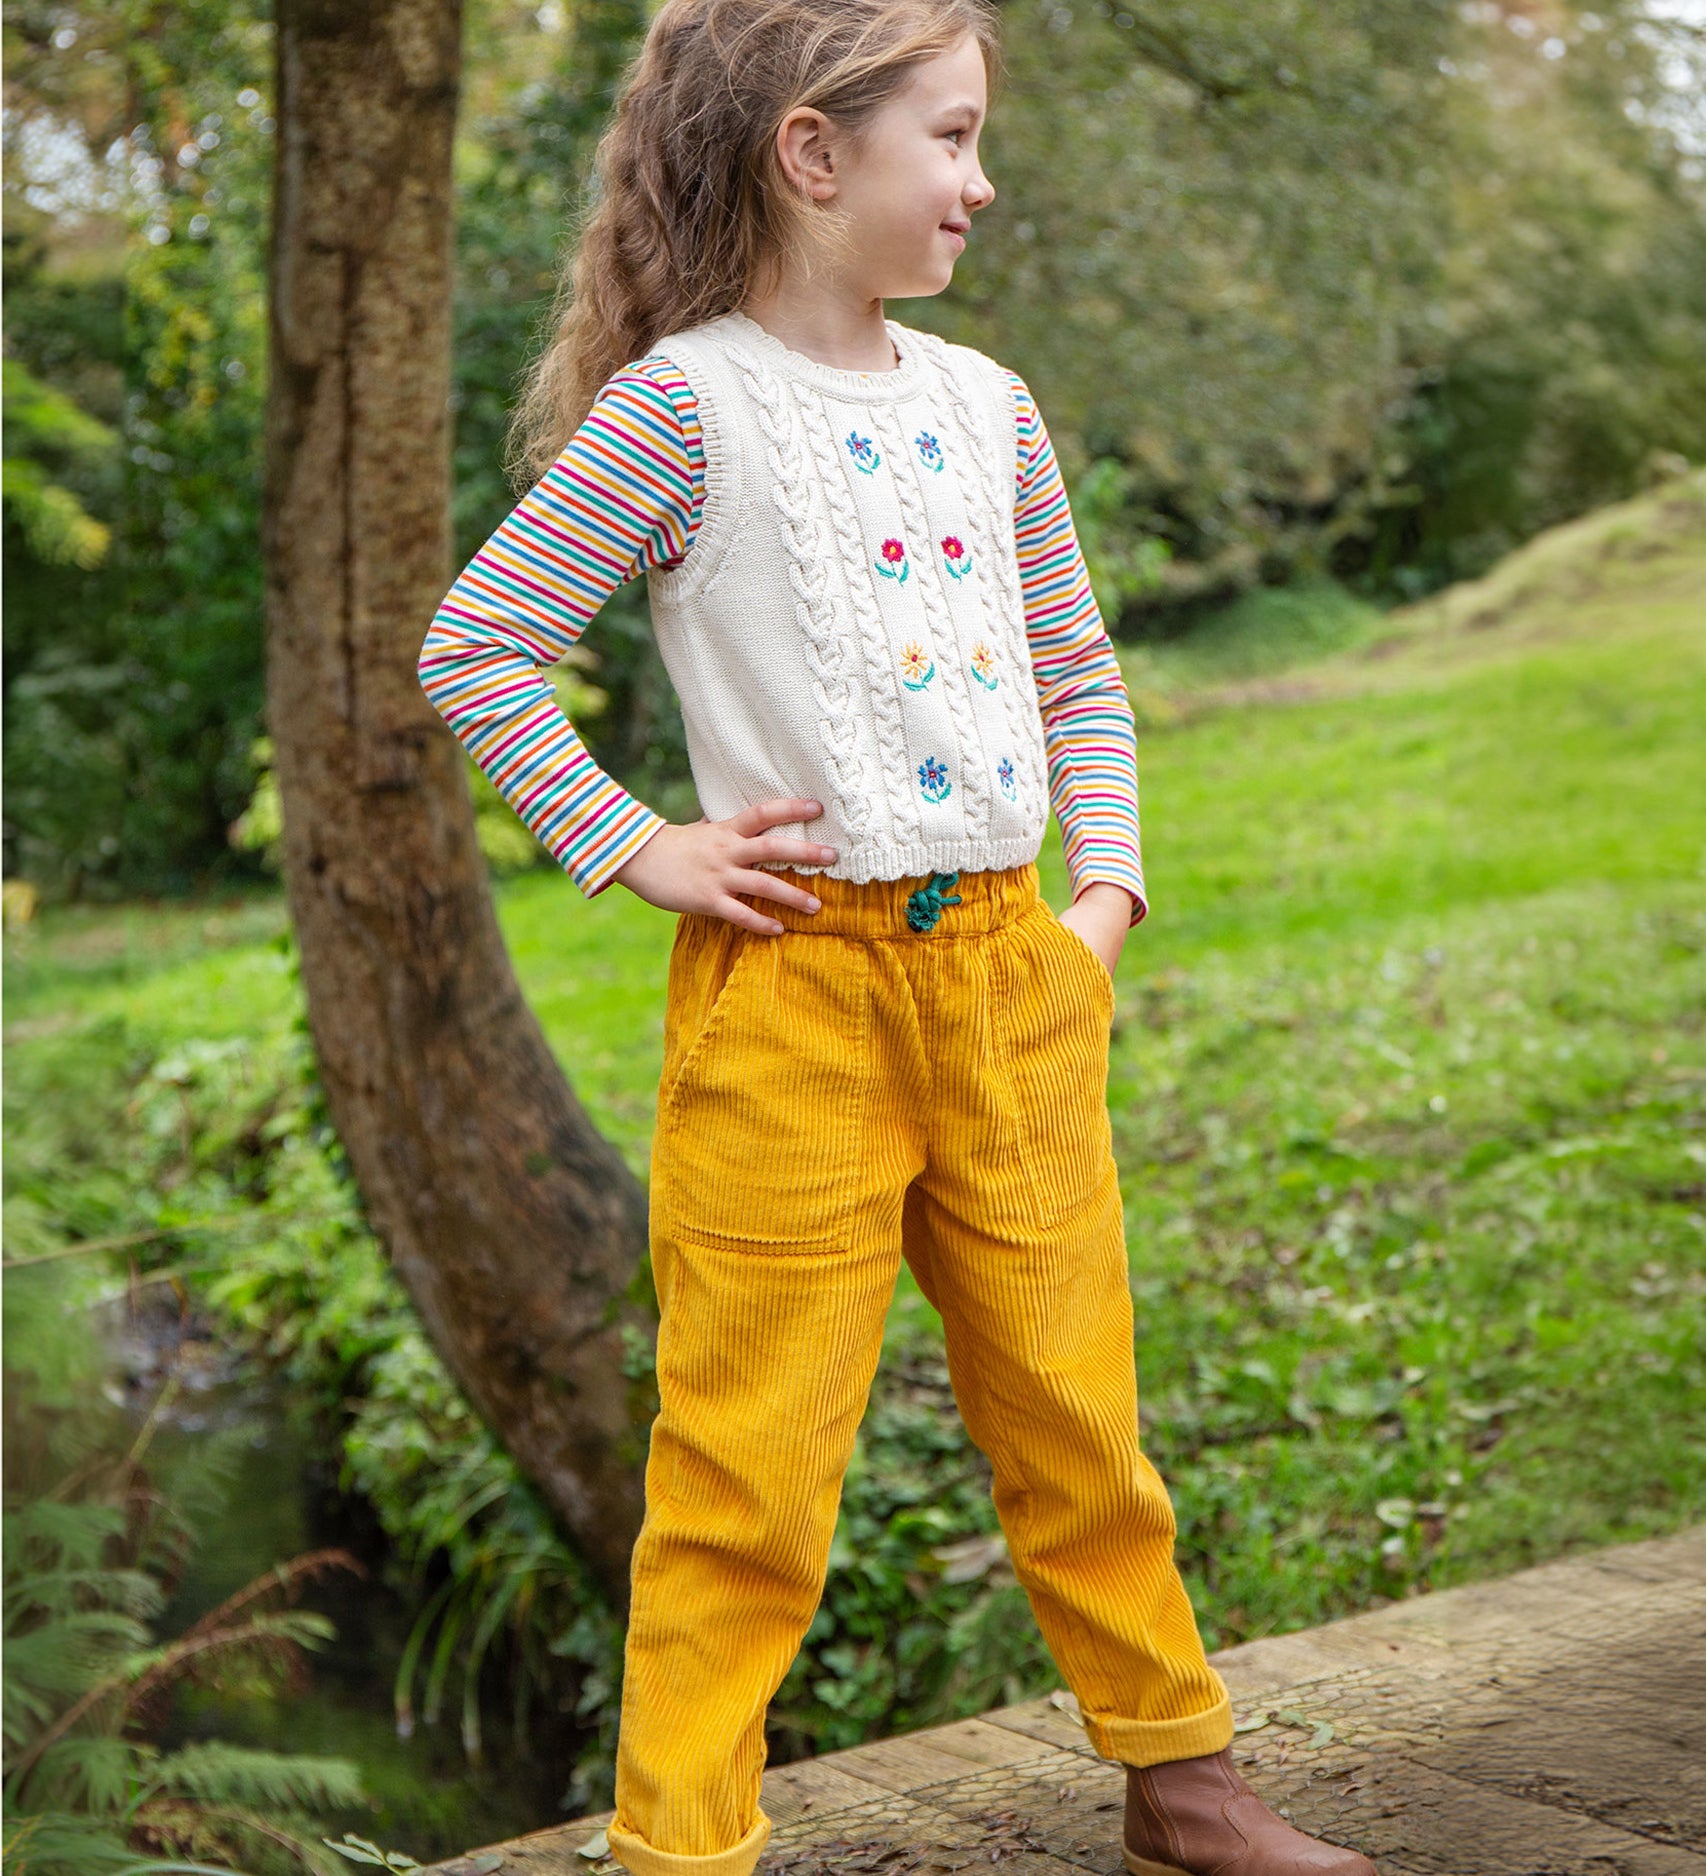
[122,1298,585,1864]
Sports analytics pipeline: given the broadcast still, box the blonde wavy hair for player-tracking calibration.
[505,0,1004,488]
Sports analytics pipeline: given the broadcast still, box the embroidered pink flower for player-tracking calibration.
[941,534,973,581]
[875,536,910,584]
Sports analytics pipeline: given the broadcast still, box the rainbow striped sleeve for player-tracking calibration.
[416,356,703,899]
[1004,369,1147,926]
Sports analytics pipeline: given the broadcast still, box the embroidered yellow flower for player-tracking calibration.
[899,641,936,691]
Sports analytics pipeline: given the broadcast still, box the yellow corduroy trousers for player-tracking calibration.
[606,861,1234,1876]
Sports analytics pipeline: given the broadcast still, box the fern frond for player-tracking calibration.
[5,1614,287,1793]
[3,1613,153,1701]
[5,1569,165,1626]
[11,1736,140,1819]
[116,1613,336,1763]
[2,1506,128,1577]
[147,1746,364,1817]
[2,1682,60,1759]
[175,1556,362,1649]
[0,1803,139,1876]
[136,1796,330,1876]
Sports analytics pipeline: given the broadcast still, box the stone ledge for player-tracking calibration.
[424,1523,1706,1876]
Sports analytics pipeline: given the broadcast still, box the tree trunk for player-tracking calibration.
[261,0,650,1607]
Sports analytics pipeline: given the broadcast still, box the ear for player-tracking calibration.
[774,106,839,201]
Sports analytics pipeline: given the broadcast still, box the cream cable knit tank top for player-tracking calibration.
[642,308,1051,884]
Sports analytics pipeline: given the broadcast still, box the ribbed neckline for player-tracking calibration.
[713,307,925,399]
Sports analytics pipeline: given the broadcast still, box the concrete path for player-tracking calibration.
[423,1523,1704,1876]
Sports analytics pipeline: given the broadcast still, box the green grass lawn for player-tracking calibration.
[7,474,1704,1659]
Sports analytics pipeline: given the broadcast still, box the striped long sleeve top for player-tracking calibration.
[418,356,1147,924]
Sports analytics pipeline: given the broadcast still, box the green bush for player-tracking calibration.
[2,1262,368,1876]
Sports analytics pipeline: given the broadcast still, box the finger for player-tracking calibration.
[742,832,838,865]
[729,797,823,835]
[727,867,821,912]
[713,894,786,936]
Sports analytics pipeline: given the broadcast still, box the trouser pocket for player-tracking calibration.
[991,905,1117,1230]
[1051,905,1117,1016]
[652,927,874,1252]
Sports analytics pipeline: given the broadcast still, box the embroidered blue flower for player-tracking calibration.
[899,641,936,691]
[917,755,952,803]
[875,536,910,583]
[914,429,945,473]
[845,429,882,475]
[997,756,1017,801]
[969,640,999,689]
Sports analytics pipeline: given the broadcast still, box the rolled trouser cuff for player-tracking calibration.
[605,1812,771,1876]
[1082,1688,1235,1767]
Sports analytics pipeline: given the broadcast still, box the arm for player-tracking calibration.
[1006,368,1148,929]
[416,358,702,899]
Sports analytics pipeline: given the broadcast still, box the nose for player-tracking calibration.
[967,167,995,212]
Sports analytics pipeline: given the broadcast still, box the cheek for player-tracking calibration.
[915,154,962,221]
[856,145,958,244]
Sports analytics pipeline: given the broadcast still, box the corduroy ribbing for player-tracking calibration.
[609,863,1233,1876]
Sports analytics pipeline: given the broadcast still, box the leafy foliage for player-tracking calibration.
[3,1259,369,1876]
[1,357,116,568]
[4,0,274,898]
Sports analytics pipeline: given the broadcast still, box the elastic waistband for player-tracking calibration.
[736,863,1042,939]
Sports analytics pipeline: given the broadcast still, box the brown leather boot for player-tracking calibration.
[1123,1747,1378,1875]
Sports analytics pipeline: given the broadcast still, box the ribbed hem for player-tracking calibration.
[605,1812,771,1876]
[751,833,1045,887]
[1082,1688,1235,1768]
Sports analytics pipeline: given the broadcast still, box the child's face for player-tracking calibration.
[825,32,996,301]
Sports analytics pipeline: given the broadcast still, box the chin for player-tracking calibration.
[901,266,955,299]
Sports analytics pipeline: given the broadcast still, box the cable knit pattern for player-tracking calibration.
[906,328,1051,811]
[632,310,1048,886]
[730,348,878,845]
[800,387,924,847]
[867,397,996,839]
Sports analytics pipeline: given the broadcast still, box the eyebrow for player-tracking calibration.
[935,99,983,121]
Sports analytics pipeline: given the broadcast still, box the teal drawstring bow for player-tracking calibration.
[905,870,962,933]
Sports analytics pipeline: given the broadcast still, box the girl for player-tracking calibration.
[418,5,1379,1874]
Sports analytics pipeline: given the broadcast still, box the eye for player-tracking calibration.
[944,127,965,145]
